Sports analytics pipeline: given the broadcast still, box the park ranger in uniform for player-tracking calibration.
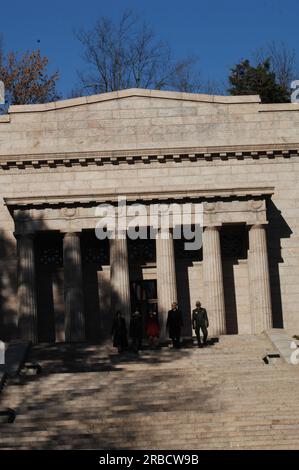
[192,301,209,347]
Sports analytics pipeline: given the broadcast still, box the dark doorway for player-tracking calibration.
[128,237,157,319]
[81,231,109,342]
[130,279,158,317]
[35,232,64,342]
[221,224,248,334]
[175,237,202,338]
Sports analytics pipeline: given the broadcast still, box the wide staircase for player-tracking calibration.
[0,334,299,450]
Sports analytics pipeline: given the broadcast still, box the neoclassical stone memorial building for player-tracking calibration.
[0,89,298,343]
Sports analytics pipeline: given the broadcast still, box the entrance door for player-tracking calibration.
[35,232,64,342]
[130,280,158,317]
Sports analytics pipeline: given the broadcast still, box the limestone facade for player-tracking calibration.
[0,89,298,342]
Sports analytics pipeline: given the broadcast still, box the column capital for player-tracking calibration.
[155,227,173,240]
[14,232,35,240]
[62,231,82,238]
[203,225,222,231]
[113,230,127,240]
[248,222,269,230]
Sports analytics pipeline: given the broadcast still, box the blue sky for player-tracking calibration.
[1,0,298,97]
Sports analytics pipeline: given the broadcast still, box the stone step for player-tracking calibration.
[1,334,298,450]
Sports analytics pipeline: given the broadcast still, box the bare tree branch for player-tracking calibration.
[253,41,297,91]
[75,9,201,94]
[267,41,297,90]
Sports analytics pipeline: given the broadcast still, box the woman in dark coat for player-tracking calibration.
[111,310,128,353]
[145,309,160,348]
[130,307,143,353]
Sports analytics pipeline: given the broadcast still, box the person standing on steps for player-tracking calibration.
[166,302,183,349]
[111,310,128,353]
[129,306,143,353]
[145,309,160,349]
[192,301,209,347]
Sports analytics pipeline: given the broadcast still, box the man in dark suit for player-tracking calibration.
[192,301,209,347]
[111,310,128,353]
[166,302,183,349]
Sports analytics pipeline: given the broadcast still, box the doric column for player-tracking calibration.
[17,233,38,343]
[248,224,272,333]
[110,234,131,327]
[63,232,85,342]
[203,226,226,336]
[155,229,177,340]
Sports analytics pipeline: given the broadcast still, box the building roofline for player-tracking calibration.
[7,88,262,114]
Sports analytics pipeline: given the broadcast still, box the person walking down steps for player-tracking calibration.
[111,310,128,353]
[166,302,183,349]
[192,301,209,347]
[130,306,143,353]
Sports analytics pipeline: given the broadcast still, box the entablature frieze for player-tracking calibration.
[5,187,273,235]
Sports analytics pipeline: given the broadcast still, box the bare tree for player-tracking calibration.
[75,9,201,94]
[253,41,297,91]
[267,41,297,90]
[201,78,224,95]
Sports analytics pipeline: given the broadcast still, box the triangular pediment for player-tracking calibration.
[1,88,299,158]
[8,88,260,114]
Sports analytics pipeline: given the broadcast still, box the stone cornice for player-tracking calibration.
[0,144,298,170]
[7,89,261,114]
[4,186,274,208]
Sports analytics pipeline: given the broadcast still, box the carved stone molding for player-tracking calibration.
[0,145,297,170]
[61,207,78,219]
[250,200,264,211]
